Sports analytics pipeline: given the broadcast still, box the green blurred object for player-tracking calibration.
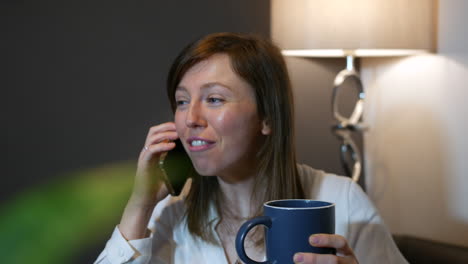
[0,161,135,264]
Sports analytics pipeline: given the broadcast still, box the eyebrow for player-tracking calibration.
[176,82,232,93]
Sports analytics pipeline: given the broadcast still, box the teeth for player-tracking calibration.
[191,140,208,146]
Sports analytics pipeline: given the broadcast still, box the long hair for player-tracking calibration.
[166,32,304,243]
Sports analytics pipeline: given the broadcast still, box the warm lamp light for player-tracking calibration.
[272,0,436,56]
[281,49,430,58]
[271,0,436,183]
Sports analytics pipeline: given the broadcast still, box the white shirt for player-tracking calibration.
[94,164,408,264]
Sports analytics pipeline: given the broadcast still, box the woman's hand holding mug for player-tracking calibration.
[293,234,358,264]
[236,200,336,264]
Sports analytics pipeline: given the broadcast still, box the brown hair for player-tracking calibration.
[166,32,304,243]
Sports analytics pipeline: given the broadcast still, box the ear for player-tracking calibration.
[261,119,272,135]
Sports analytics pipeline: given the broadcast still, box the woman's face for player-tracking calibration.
[174,54,270,181]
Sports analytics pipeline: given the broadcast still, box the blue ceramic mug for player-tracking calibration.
[235,199,335,264]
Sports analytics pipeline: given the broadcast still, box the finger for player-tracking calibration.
[310,234,354,256]
[147,122,176,137]
[294,252,345,264]
[144,131,179,148]
[140,141,176,162]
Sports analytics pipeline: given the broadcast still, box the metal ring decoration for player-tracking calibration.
[331,68,365,183]
[339,135,362,183]
[332,127,362,183]
[332,69,365,130]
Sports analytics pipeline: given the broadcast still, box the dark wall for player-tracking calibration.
[3,0,270,201]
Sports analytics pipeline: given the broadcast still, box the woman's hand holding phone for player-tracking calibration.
[133,122,180,204]
[120,122,179,240]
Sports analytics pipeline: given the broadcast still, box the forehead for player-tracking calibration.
[183,54,232,80]
[177,54,252,92]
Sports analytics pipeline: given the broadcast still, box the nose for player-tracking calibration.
[185,101,207,128]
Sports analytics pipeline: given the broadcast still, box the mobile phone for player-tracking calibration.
[159,139,194,196]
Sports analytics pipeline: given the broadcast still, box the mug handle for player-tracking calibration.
[235,216,272,264]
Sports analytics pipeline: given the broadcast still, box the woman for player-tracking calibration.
[95,33,407,264]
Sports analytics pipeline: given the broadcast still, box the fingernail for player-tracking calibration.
[293,253,304,262]
[310,235,320,245]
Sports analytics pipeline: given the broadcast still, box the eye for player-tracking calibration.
[175,98,189,107]
[207,97,225,104]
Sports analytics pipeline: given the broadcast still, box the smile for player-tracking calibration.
[187,137,216,152]
[191,140,208,147]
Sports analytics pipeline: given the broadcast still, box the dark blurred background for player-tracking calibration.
[2,0,359,263]
[3,0,272,202]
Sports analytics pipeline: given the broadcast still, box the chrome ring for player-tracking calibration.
[332,69,365,130]
[333,127,362,183]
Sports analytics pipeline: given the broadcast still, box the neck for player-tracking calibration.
[216,174,261,219]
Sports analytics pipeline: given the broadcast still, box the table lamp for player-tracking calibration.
[271,0,436,182]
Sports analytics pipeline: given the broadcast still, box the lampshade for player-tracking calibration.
[271,0,436,57]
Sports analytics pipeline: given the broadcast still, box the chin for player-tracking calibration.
[192,163,217,177]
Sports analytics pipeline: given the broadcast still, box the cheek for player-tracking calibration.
[174,111,185,135]
[214,111,243,132]
[214,111,231,128]
[213,108,260,137]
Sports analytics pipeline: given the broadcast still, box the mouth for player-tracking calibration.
[187,137,216,152]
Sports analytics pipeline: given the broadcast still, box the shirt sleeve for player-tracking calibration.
[93,226,153,264]
[346,181,408,264]
[93,193,187,264]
